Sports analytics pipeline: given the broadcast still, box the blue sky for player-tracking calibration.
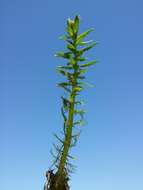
[0,0,143,190]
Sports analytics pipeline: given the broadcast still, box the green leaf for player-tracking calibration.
[69,58,76,65]
[67,27,73,37]
[74,86,82,92]
[67,43,75,51]
[54,134,64,144]
[76,28,94,45]
[75,100,85,105]
[74,15,79,34]
[65,162,76,173]
[55,52,72,59]
[53,143,62,153]
[58,82,71,87]
[61,96,71,110]
[67,19,74,37]
[78,43,96,55]
[59,35,70,40]
[71,132,81,147]
[80,60,97,67]
[72,132,81,138]
[79,40,94,46]
[78,68,88,74]
[67,154,76,160]
[74,119,83,126]
[57,65,73,70]
[61,107,67,121]
[58,83,71,93]
[77,57,88,62]
[67,40,74,45]
[57,69,72,79]
[74,109,85,118]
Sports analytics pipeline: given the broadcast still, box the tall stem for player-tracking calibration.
[58,70,77,175]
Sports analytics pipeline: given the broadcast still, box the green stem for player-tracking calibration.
[57,82,76,175]
[57,45,78,175]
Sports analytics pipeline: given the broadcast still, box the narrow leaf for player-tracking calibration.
[53,143,62,153]
[55,52,72,59]
[80,60,97,67]
[59,35,70,41]
[74,120,83,126]
[67,19,74,37]
[76,28,94,45]
[74,15,79,34]
[79,40,94,46]
[57,65,73,70]
[58,83,71,93]
[72,132,81,139]
[74,86,82,92]
[78,43,96,55]
[61,107,67,121]
[69,57,76,65]
[74,109,85,118]
[57,69,72,79]
[75,100,85,105]
[62,96,71,110]
[77,57,88,62]
[54,134,64,144]
[78,68,88,74]
[67,154,76,160]
[67,43,75,51]
[58,82,71,87]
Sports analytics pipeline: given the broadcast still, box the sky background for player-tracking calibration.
[0,0,143,190]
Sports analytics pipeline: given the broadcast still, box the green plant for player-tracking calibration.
[47,15,97,190]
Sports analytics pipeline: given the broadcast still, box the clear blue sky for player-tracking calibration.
[0,0,143,190]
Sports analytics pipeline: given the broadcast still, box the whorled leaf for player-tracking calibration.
[79,40,94,46]
[57,65,73,70]
[78,43,96,55]
[75,100,85,105]
[67,43,76,52]
[70,132,81,147]
[61,96,71,111]
[80,60,97,67]
[58,82,71,93]
[61,106,67,118]
[73,86,82,93]
[77,56,88,62]
[76,28,94,45]
[74,109,85,119]
[57,69,72,79]
[68,57,76,65]
[67,154,76,160]
[54,134,64,144]
[78,68,88,75]
[73,15,79,34]
[55,52,72,59]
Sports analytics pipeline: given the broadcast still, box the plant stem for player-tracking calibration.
[57,74,77,175]
[57,38,78,175]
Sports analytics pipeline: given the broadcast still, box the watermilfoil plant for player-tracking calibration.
[45,15,97,190]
